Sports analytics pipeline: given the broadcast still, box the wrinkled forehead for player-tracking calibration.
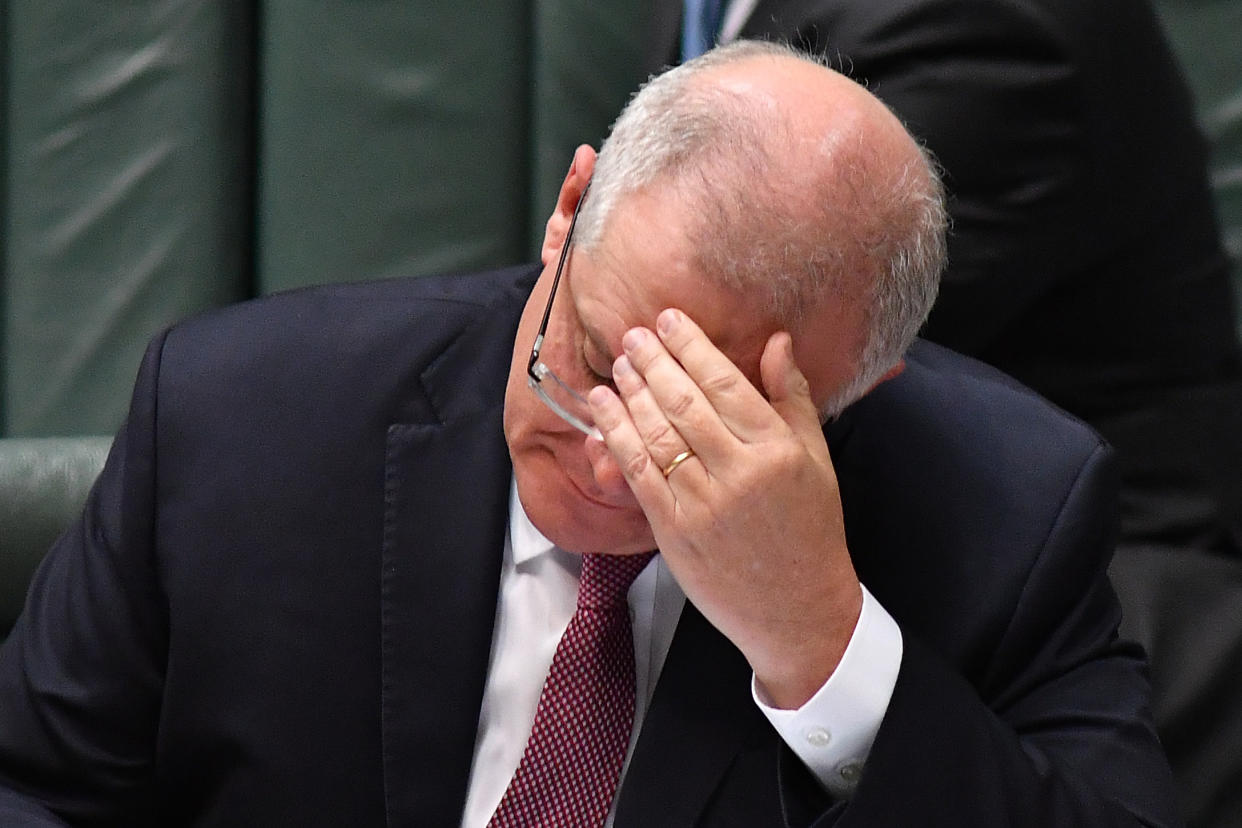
[572,245,774,370]
[566,205,778,395]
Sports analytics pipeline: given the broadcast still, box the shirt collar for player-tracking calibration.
[508,475,558,567]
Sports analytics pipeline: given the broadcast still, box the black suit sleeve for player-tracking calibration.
[0,333,171,827]
[780,441,1180,827]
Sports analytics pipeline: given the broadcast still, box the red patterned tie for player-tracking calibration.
[487,551,656,828]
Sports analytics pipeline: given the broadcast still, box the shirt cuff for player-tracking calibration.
[752,584,902,799]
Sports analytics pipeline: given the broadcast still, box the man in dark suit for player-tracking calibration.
[0,42,1178,826]
[649,0,1242,554]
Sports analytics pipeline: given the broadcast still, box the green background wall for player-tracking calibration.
[1,0,650,436]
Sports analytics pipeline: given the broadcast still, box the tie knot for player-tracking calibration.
[577,552,656,609]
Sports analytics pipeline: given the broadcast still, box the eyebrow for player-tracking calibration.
[564,260,620,372]
[582,322,615,374]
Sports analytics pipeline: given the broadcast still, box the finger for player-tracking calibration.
[759,332,824,443]
[618,326,735,465]
[586,384,677,515]
[649,308,783,441]
[610,353,699,472]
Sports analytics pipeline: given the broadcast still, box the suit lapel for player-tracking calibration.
[615,603,770,826]
[379,274,529,827]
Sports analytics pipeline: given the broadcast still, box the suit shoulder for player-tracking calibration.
[887,339,1104,452]
[173,265,535,339]
[157,265,534,369]
[836,341,1120,663]
[834,338,1113,524]
[144,265,536,430]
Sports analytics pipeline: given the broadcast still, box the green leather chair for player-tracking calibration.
[0,437,111,640]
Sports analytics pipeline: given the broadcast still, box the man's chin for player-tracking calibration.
[536,503,655,556]
[548,527,658,557]
[517,476,655,556]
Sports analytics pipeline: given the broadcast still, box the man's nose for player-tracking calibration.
[584,434,635,502]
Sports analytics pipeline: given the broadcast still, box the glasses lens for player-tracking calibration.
[529,364,597,436]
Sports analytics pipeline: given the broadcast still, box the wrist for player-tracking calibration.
[752,582,863,709]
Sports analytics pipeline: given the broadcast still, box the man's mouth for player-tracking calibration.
[564,469,627,510]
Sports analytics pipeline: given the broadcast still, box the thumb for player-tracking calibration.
[760,332,822,438]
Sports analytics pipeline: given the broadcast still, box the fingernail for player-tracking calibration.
[613,354,634,376]
[656,309,681,337]
[622,328,647,352]
[587,385,612,407]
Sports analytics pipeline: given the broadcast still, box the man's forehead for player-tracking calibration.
[574,244,774,375]
[572,232,863,416]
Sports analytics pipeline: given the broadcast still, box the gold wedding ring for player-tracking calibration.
[661,449,695,478]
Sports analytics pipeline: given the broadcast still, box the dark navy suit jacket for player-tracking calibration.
[0,265,1179,826]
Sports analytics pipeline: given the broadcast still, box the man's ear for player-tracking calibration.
[540,145,598,266]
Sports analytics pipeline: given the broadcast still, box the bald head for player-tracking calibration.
[578,41,946,416]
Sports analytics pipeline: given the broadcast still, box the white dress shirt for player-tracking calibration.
[460,478,902,827]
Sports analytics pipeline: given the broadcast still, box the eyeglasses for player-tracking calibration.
[527,180,600,436]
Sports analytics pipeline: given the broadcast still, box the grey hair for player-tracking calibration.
[577,40,947,419]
